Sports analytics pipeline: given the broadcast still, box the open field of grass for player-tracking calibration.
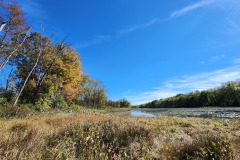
[0,107,239,159]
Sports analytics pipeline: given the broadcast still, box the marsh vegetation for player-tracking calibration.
[0,107,239,159]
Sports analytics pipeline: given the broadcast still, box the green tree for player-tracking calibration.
[119,99,131,108]
[79,75,107,108]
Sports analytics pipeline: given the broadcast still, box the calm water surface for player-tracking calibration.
[130,107,240,118]
[131,111,156,117]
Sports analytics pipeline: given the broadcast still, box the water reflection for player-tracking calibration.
[131,110,156,117]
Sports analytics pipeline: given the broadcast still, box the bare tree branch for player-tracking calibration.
[0,27,31,71]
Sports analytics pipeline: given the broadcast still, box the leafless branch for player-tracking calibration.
[0,27,31,71]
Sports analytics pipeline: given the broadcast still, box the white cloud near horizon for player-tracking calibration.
[170,0,216,18]
[128,65,240,105]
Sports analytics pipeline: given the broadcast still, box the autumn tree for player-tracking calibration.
[0,0,30,105]
[0,1,108,109]
[15,32,83,106]
[47,46,83,105]
[0,0,30,71]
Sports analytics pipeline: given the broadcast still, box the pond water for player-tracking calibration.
[130,107,240,119]
[131,111,156,118]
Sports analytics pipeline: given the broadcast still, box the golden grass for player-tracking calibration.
[0,109,239,159]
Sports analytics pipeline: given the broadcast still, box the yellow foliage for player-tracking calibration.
[46,47,83,104]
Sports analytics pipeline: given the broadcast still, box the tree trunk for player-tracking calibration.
[5,68,13,91]
[14,49,42,106]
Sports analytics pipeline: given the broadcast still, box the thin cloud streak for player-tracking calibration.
[75,35,112,49]
[210,54,226,61]
[77,0,218,49]
[129,65,240,105]
[117,18,160,36]
[19,1,46,19]
[77,0,216,49]
[234,58,240,64]
[225,20,240,36]
[76,18,161,48]
[170,0,216,18]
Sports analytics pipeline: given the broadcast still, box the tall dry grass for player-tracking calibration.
[0,108,239,159]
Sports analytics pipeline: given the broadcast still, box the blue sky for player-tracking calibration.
[15,0,240,105]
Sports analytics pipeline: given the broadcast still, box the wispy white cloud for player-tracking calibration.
[211,54,225,60]
[18,0,46,20]
[117,18,160,37]
[170,0,216,18]
[77,18,160,48]
[199,54,226,65]
[77,0,217,48]
[164,66,240,91]
[225,20,240,36]
[234,58,240,64]
[128,65,240,105]
[74,35,112,49]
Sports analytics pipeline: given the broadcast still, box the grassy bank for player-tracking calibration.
[0,108,239,159]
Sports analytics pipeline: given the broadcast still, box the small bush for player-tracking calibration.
[51,96,68,109]
[33,98,51,112]
[69,104,81,110]
[0,98,11,107]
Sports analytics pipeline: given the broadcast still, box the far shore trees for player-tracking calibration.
[140,81,240,108]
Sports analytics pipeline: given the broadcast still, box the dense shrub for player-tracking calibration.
[51,96,68,109]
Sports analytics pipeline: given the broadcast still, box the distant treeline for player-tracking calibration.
[139,81,240,108]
